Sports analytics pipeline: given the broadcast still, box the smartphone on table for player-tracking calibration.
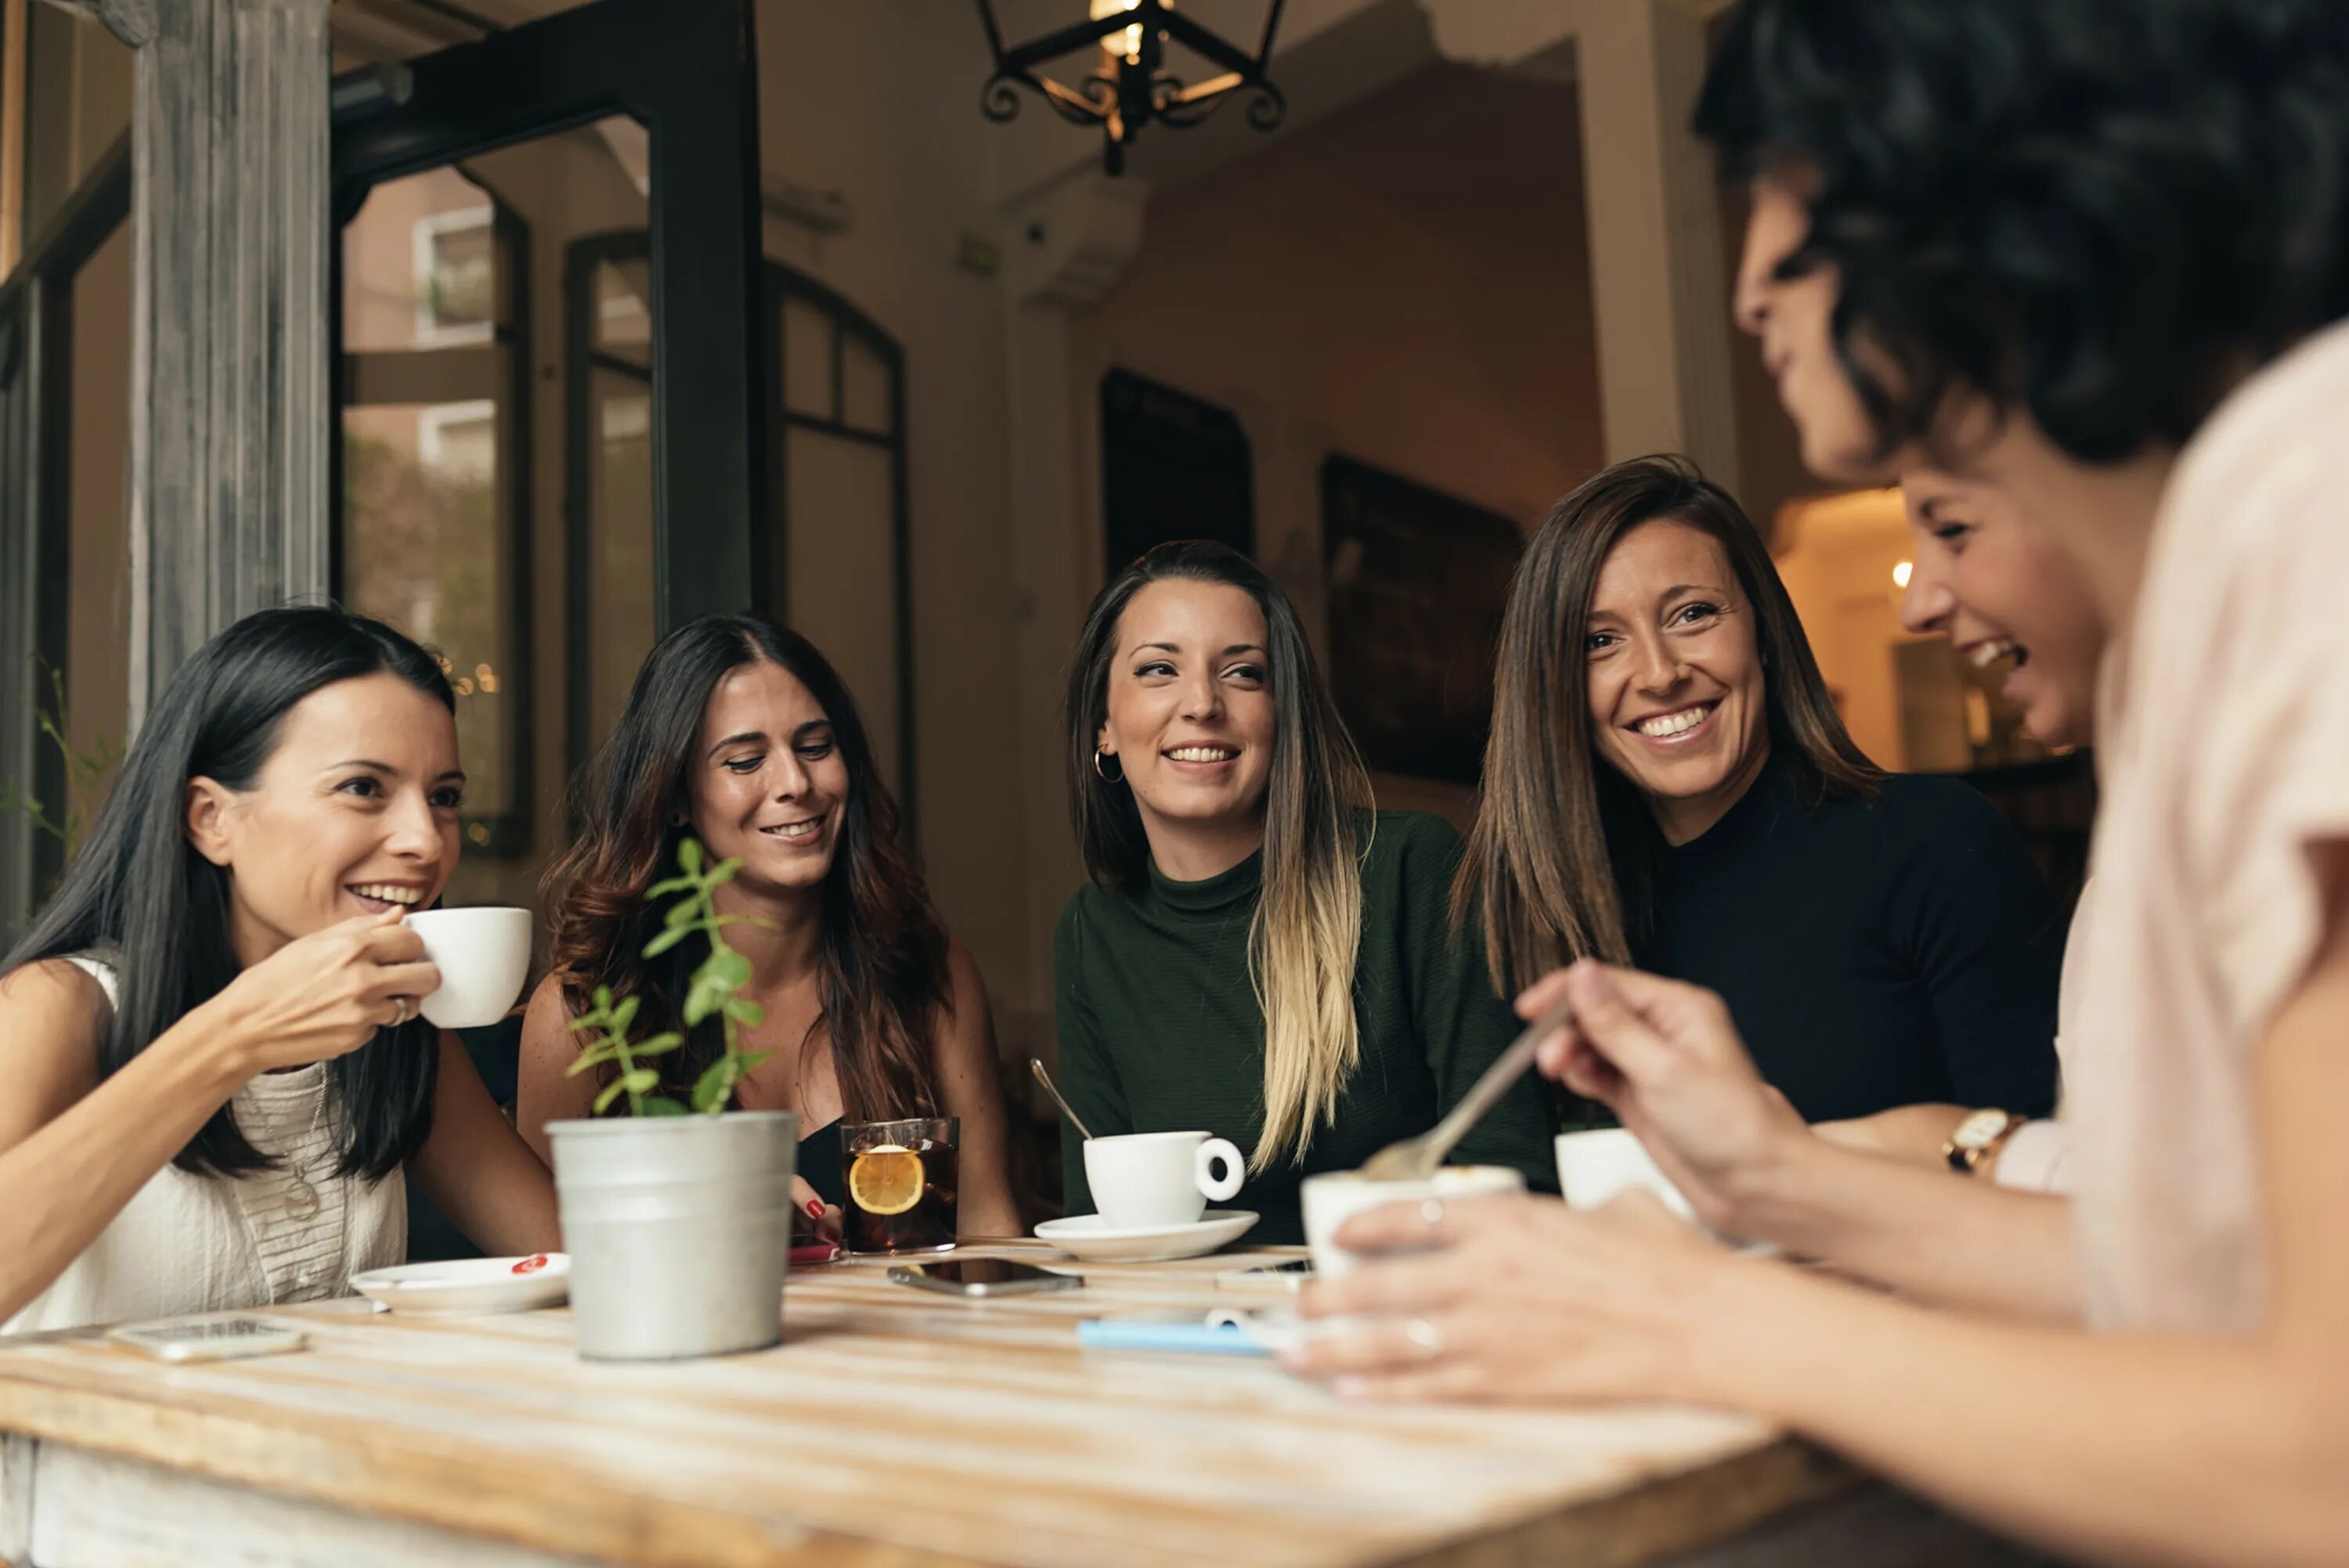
[110,1317,309,1362]
[1214,1259,1315,1296]
[887,1259,1083,1297]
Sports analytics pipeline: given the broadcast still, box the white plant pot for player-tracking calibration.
[547,1109,798,1361]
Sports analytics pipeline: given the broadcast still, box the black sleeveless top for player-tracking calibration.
[798,1119,846,1209]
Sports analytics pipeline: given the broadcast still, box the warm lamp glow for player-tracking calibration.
[1892,560,1914,589]
[1092,0,1147,64]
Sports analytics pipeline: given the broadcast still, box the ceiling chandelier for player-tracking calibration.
[973,1,1289,176]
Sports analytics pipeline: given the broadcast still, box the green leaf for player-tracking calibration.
[619,1068,660,1094]
[566,1013,597,1036]
[644,874,694,898]
[723,996,764,1026]
[662,896,699,928]
[591,985,613,1010]
[592,1078,630,1115]
[564,1048,613,1077]
[610,994,640,1036]
[691,1060,738,1115]
[705,946,752,990]
[640,1095,689,1116]
[678,838,704,875]
[641,924,691,958]
[633,1031,684,1057]
[732,1051,773,1075]
[705,856,743,887]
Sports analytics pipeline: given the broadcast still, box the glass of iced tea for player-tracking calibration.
[840,1116,959,1256]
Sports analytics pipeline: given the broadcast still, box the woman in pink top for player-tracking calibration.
[1286,2,2349,1563]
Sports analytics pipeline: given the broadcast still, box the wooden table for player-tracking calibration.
[0,1241,1860,1568]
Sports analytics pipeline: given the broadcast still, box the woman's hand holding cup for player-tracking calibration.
[200,907,442,1078]
[1519,959,1806,1236]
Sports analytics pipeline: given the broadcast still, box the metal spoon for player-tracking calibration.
[1030,1057,1095,1141]
[1356,997,1574,1182]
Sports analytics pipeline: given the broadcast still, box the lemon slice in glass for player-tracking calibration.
[848,1144,925,1216]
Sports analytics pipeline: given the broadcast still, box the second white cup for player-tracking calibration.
[1083,1130,1245,1228]
[1553,1127,1695,1220]
[1301,1165,1527,1281]
[402,906,533,1029]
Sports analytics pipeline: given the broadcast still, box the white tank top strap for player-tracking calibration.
[61,952,121,1008]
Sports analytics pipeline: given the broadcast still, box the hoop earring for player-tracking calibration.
[1093,750,1124,784]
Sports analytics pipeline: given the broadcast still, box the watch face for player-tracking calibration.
[1955,1108,2011,1149]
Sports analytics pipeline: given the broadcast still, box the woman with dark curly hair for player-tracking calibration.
[1289,3,2349,1561]
[517,617,1020,1240]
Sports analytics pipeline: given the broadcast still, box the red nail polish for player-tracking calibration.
[806,1199,826,1218]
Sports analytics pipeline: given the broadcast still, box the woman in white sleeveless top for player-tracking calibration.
[1,607,557,1332]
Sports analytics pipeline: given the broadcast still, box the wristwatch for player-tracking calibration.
[1943,1108,2026,1176]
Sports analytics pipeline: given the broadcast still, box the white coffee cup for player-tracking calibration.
[402,907,532,1029]
[1553,1128,1695,1221]
[1083,1131,1246,1228]
[1301,1165,1526,1281]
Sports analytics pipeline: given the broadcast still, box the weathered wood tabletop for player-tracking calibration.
[0,1240,1854,1568]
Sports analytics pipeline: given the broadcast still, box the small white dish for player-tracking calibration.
[350,1253,570,1316]
[1032,1209,1259,1263]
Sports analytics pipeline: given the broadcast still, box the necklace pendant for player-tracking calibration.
[284,1177,320,1222]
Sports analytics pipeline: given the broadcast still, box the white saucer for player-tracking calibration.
[1033,1210,1259,1263]
[351,1254,570,1316]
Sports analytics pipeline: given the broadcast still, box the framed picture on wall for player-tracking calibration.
[1099,368,1254,579]
[1321,455,1523,786]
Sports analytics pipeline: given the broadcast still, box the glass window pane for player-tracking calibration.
[781,293,835,421]
[594,258,651,368]
[784,430,900,790]
[343,165,499,354]
[341,165,521,871]
[841,333,893,436]
[341,396,519,838]
[20,7,131,247]
[588,372,656,745]
[63,217,132,791]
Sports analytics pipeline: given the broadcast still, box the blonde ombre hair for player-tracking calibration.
[1064,542,1374,1172]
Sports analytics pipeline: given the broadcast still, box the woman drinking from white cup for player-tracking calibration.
[1052,541,1556,1246]
[0,607,557,1332]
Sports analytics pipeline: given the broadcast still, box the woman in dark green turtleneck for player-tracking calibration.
[1052,542,1556,1245]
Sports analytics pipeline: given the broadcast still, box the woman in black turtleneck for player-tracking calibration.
[1458,456,2059,1123]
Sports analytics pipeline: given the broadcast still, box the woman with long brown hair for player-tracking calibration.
[1053,542,1554,1245]
[518,616,1019,1238]
[1458,454,2060,1123]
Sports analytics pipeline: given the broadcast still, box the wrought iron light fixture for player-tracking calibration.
[974,1,1289,175]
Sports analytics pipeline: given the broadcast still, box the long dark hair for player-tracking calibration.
[2,607,450,1179]
[1063,541,1374,1170]
[1457,456,1879,986]
[547,616,948,1120]
[1695,0,2349,463]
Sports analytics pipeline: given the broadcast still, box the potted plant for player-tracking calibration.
[545,839,799,1361]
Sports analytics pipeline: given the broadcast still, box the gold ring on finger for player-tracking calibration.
[1419,1197,1445,1233]
[391,996,412,1027]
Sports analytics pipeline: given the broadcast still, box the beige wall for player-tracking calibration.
[756,4,1034,1038]
[1077,63,1604,827]
[1770,488,1918,771]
